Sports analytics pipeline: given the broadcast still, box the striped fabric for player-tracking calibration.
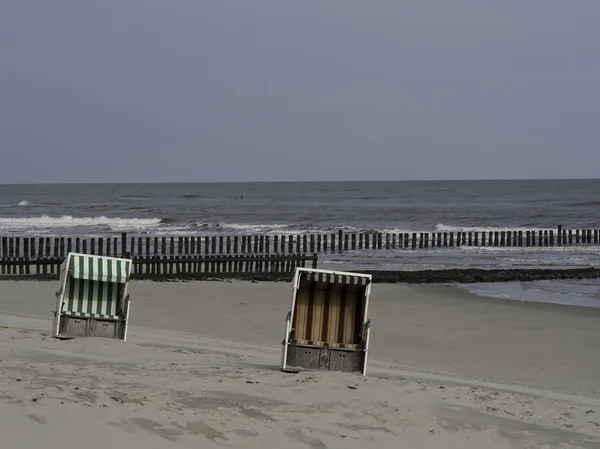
[61,253,131,319]
[292,278,365,346]
[69,253,131,283]
[302,271,370,286]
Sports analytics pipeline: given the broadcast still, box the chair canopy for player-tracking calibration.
[60,253,132,319]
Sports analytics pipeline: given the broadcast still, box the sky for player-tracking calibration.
[1,0,599,183]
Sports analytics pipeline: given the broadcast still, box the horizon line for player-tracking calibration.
[2,177,600,186]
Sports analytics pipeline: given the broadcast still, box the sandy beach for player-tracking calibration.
[1,280,599,448]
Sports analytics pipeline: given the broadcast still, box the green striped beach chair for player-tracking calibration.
[52,253,133,341]
[281,267,373,376]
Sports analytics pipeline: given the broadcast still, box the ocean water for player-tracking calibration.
[1,179,599,307]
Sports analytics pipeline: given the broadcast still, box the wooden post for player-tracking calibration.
[344,233,349,251]
[303,235,308,253]
[7,237,14,258]
[595,229,599,244]
[526,231,531,246]
[517,230,522,247]
[557,225,562,246]
[424,233,429,248]
[338,230,343,252]
[121,233,127,257]
[549,230,554,246]
[23,239,30,274]
[412,233,417,249]
[568,230,573,244]
[58,237,64,258]
[544,230,549,246]
[449,232,454,247]
[352,233,357,250]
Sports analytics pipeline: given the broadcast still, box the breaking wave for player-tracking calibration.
[435,223,554,233]
[0,216,164,233]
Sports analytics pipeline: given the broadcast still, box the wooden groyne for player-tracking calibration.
[0,226,599,258]
[0,247,318,277]
[0,225,598,278]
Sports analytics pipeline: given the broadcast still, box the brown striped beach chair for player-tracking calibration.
[52,253,133,341]
[281,267,372,375]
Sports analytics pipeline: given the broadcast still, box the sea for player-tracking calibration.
[1,179,599,308]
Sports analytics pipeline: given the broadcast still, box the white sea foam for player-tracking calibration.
[0,216,163,232]
[218,223,291,232]
[435,223,554,232]
[17,201,31,206]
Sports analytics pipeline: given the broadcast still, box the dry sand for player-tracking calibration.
[0,280,599,448]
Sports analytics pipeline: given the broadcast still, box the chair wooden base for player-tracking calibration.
[57,315,126,340]
[284,343,365,373]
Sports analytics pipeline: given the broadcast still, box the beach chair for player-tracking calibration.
[52,253,133,341]
[281,267,373,376]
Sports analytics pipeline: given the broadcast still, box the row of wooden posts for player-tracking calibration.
[0,253,319,276]
[0,226,599,261]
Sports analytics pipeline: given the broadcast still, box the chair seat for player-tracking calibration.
[289,339,362,350]
[62,310,122,320]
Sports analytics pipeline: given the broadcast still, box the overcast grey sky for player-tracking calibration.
[1,1,599,183]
